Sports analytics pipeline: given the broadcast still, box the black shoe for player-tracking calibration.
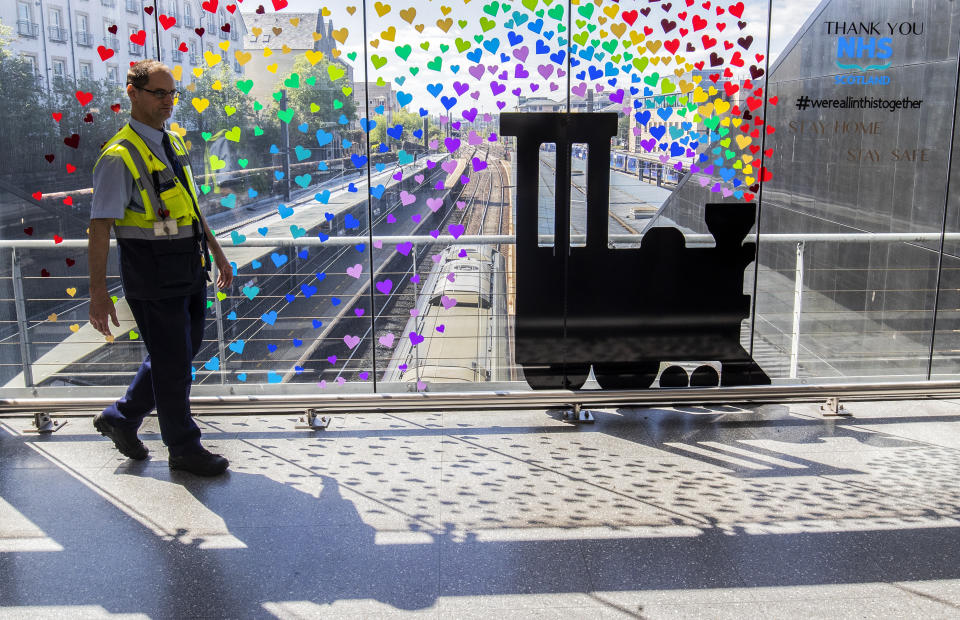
[93,414,149,460]
[169,448,229,477]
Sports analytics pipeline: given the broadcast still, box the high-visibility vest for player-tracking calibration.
[94,123,201,240]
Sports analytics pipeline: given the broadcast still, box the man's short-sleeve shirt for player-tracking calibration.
[90,118,178,220]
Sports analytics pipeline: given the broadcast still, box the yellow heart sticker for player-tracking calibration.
[192,97,210,113]
[305,49,324,65]
[47,313,57,322]
[203,51,222,67]
[66,287,77,297]
[69,323,80,333]
[235,50,251,65]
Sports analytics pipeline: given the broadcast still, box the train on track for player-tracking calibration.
[387,245,509,386]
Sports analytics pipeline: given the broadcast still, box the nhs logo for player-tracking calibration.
[836,37,893,71]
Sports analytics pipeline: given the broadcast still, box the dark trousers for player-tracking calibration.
[100,289,205,456]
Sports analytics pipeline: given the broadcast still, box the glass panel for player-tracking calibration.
[3,0,960,397]
[199,3,373,391]
[762,0,960,381]
[365,1,555,391]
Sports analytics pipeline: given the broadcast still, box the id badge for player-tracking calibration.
[154,220,178,236]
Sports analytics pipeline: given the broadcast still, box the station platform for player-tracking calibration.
[2,398,960,618]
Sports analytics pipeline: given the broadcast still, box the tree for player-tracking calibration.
[278,55,358,128]
[369,107,425,149]
[0,19,53,179]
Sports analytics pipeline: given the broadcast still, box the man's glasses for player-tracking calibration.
[136,86,180,100]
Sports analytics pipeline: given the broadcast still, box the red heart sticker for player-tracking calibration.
[54,234,64,244]
[31,192,42,201]
[97,45,114,61]
[110,103,121,113]
[194,27,205,37]
[178,42,188,52]
[63,134,80,149]
[52,112,62,122]
[66,258,76,266]
[159,14,176,30]
[66,164,77,173]
[107,24,118,34]
[44,154,55,163]
[40,269,50,277]
[201,0,218,13]
[129,30,146,46]
[83,113,93,123]
[62,196,73,206]
[24,227,34,235]
[143,5,153,14]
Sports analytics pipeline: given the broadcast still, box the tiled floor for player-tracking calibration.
[2,400,960,618]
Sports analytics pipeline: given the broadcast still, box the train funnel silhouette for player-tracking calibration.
[500,112,771,390]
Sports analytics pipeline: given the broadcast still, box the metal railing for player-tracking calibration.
[3,230,959,396]
[125,0,140,14]
[183,15,194,28]
[76,31,94,47]
[171,49,183,62]
[104,36,119,51]
[17,20,39,38]
[48,26,67,42]
[101,0,116,6]
[128,41,143,55]
[189,51,200,65]
[218,27,230,40]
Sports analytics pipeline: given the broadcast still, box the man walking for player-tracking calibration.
[88,59,232,476]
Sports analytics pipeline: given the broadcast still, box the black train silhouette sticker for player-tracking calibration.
[500,112,771,390]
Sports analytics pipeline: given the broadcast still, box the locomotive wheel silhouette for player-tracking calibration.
[593,362,659,389]
[659,365,689,388]
[522,364,590,390]
[690,365,720,387]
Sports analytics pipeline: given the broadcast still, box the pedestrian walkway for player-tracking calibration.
[2,400,960,618]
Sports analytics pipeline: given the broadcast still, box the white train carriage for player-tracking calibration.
[428,245,494,309]
[391,245,504,385]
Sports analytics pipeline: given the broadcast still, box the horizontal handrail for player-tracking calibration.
[2,380,960,414]
[3,231,959,250]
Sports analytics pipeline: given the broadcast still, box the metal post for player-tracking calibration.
[11,248,34,388]
[412,244,421,386]
[211,259,227,384]
[657,164,662,187]
[280,89,291,201]
[789,241,804,379]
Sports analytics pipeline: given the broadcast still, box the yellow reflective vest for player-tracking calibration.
[94,123,201,239]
